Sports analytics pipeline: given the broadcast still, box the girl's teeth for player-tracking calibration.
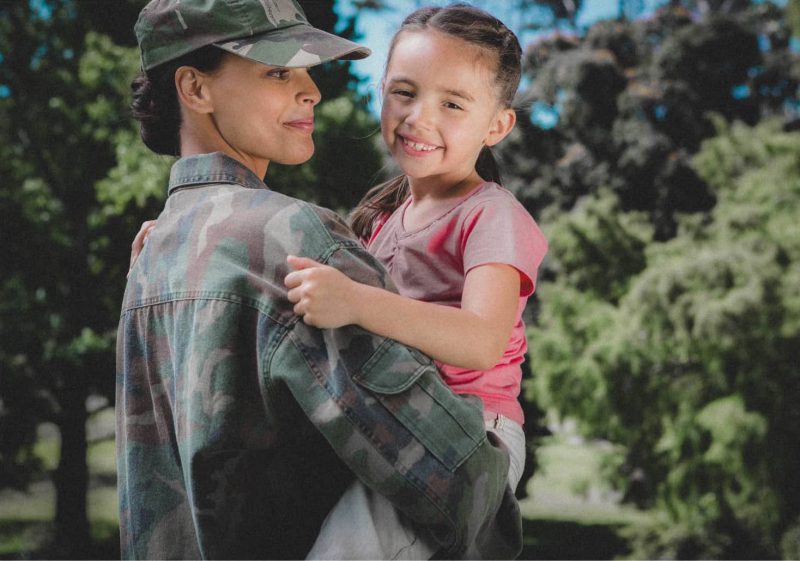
[404,138,436,151]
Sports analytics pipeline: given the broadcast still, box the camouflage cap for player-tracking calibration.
[135,0,371,71]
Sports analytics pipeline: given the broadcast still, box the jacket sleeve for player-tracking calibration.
[268,208,522,559]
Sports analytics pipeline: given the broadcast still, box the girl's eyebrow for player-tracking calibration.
[442,88,475,103]
[388,76,475,102]
[387,76,415,87]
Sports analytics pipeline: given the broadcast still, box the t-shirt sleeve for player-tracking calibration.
[460,194,548,297]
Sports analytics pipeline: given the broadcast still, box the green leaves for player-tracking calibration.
[545,189,652,302]
[528,115,800,556]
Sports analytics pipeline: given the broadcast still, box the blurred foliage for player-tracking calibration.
[3,0,800,558]
[0,0,380,557]
[529,117,800,558]
[503,2,797,239]
[791,0,800,37]
[515,2,800,558]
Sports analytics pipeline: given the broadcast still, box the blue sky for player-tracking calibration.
[333,0,671,113]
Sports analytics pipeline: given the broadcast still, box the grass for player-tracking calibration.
[0,409,119,559]
[514,431,653,559]
[519,433,653,526]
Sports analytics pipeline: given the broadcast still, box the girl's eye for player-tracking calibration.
[444,101,463,111]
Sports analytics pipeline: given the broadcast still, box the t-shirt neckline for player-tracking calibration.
[398,181,492,237]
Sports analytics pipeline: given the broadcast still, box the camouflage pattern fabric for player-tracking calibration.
[135,0,370,70]
[116,152,522,559]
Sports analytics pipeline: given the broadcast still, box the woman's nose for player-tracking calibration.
[298,70,321,106]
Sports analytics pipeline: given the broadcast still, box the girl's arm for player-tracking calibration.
[128,220,158,274]
[285,255,520,371]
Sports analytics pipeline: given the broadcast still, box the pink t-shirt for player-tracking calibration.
[366,182,548,425]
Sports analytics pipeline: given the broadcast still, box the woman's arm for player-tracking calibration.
[285,255,520,371]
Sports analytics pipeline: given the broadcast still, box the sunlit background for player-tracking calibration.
[1,0,799,559]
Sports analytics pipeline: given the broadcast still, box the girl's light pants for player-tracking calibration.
[306,413,526,560]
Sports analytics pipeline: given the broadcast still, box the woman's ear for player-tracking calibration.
[485,107,517,147]
[175,66,214,115]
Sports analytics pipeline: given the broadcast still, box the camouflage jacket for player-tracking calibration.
[116,152,522,560]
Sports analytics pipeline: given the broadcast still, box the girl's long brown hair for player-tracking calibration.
[349,4,522,240]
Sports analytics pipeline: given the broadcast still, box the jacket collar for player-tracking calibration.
[168,152,267,196]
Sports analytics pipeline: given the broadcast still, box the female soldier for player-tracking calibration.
[117,0,522,558]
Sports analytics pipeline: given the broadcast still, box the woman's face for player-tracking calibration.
[204,54,321,173]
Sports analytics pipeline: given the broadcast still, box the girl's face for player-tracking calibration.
[380,30,515,192]
[203,54,321,173]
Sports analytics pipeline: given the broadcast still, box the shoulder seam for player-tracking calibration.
[295,202,363,260]
[121,291,290,327]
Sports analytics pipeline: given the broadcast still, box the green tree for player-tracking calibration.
[530,118,800,558]
[791,0,800,38]
[503,3,797,240]
[0,6,150,554]
[0,1,381,556]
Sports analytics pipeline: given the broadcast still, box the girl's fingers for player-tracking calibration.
[287,255,322,271]
[284,271,301,289]
[130,220,157,269]
[293,301,312,322]
[287,286,302,304]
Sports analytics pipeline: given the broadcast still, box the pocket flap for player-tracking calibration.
[353,339,486,471]
[353,339,430,394]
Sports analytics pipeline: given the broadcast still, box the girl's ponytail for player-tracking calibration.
[350,147,501,240]
[349,176,409,240]
[476,146,502,184]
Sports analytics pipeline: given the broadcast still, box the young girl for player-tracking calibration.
[286,5,548,559]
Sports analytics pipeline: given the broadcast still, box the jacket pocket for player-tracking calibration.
[353,339,486,471]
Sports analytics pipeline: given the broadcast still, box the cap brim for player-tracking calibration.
[214,23,370,68]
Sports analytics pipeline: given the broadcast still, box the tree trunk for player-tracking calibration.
[53,382,91,558]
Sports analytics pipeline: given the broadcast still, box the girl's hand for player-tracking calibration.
[284,256,361,328]
[128,220,158,275]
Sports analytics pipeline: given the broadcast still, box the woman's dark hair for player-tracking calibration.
[350,4,522,240]
[130,45,226,156]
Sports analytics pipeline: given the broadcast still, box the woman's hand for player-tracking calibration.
[284,255,362,328]
[128,220,158,275]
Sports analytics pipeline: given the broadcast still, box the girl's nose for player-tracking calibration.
[405,100,433,128]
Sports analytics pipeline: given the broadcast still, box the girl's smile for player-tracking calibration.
[380,29,515,198]
[398,133,442,155]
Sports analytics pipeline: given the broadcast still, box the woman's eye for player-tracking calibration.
[444,101,463,110]
[268,69,290,80]
[392,90,413,98]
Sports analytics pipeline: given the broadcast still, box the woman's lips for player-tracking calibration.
[285,119,314,133]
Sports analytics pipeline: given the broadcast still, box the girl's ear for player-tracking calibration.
[175,66,214,115]
[484,107,516,147]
